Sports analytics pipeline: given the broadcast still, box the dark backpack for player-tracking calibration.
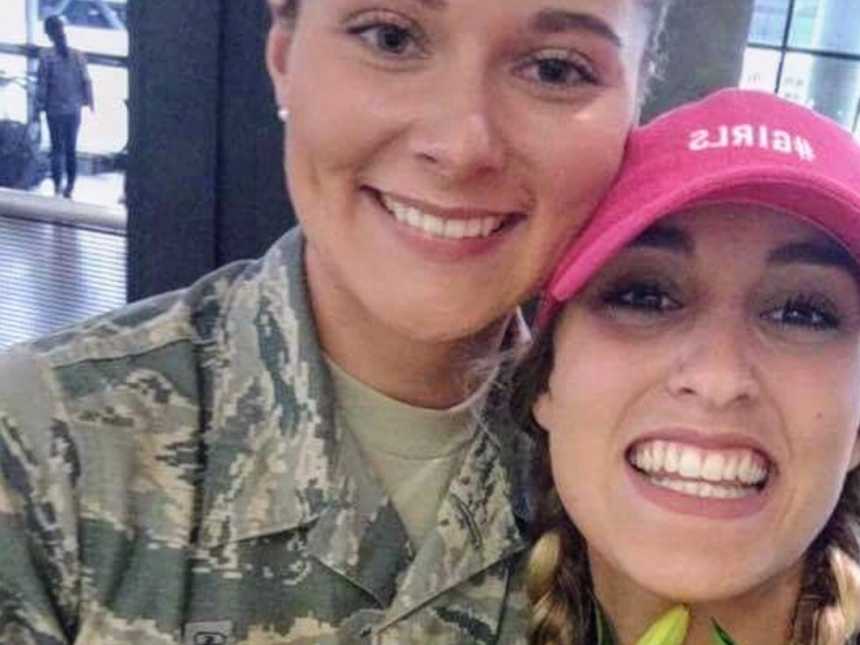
[0,119,46,189]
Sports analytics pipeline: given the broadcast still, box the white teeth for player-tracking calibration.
[737,452,758,484]
[481,217,497,237]
[381,194,506,240]
[701,453,725,482]
[466,218,483,237]
[678,448,702,478]
[425,214,444,236]
[629,440,770,490]
[444,219,466,238]
[664,444,680,474]
[652,441,666,468]
[650,476,755,500]
[723,454,739,481]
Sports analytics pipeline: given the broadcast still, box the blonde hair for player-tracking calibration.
[511,323,860,645]
[815,547,860,644]
[792,472,860,644]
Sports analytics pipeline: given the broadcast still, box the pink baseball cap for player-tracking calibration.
[540,88,860,324]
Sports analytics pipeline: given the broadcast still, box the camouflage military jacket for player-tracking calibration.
[0,228,533,644]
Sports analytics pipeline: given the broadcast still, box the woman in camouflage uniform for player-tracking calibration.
[0,1,671,643]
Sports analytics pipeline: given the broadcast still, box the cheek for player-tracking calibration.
[549,318,658,406]
[777,353,860,451]
[286,45,400,179]
[771,355,860,510]
[546,408,616,550]
[528,103,633,217]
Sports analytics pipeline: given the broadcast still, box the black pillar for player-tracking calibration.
[127,0,294,302]
[642,0,755,122]
[127,1,753,301]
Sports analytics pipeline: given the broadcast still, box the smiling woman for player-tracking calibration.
[265,0,668,407]
[515,89,860,645]
[0,1,674,643]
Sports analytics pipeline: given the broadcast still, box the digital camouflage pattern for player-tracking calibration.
[0,229,533,644]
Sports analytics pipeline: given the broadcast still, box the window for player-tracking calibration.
[0,54,30,123]
[742,0,860,135]
[0,0,128,208]
[748,0,790,46]
[35,0,128,56]
[0,1,28,43]
[39,0,127,29]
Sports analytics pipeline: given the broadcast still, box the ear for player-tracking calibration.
[266,20,294,112]
[531,390,554,434]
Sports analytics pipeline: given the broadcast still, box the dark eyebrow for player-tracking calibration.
[529,10,623,47]
[768,240,859,278]
[627,225,694,254]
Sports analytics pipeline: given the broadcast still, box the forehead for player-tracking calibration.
[659,203,838,251]
[310,0,647,34]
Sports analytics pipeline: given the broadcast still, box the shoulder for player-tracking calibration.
[0,226,311,430]
[0,230,310,536]
[0,249,276,441]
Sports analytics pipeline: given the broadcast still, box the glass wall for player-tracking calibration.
[0,0,128,203]
[741,0,860,140]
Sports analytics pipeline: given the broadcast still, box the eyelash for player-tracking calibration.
[346,16,599,89]
[515,51,599,89]
[601,280,681,316]
[602,282,842,332]
[763,295,841,331]
[347,16,426,59]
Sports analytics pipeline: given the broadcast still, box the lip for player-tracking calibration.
[624,428,776,520]
[626,462,773,519]
[365,187,526,261]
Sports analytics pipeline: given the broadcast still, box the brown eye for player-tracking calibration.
[536,58,590,85]
[604,282,680,313]
[763,296,840,331]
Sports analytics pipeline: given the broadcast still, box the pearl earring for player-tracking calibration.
[277,107,289,122]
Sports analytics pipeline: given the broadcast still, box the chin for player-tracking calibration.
[383,292,515,345]
[626,554,774,605]
[391,309,502,346]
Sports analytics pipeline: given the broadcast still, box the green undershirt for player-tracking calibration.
[326,357,482,548]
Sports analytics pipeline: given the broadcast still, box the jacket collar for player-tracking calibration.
[198,228,339,546]
[196,228,534,572]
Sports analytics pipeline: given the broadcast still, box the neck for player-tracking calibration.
[305,250,511,409]
[591,553,803,645]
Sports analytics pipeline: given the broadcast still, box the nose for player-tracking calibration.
[665,316,761,410]
[408,78,507,181]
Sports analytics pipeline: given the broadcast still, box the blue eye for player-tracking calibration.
[603,282,680,314]
[764,296,840,330]
[350,22,420,57]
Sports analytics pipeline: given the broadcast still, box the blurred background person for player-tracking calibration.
[34,14,94,199]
